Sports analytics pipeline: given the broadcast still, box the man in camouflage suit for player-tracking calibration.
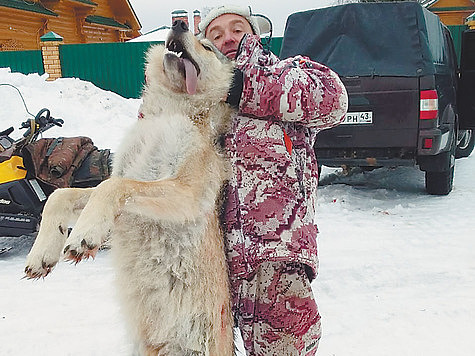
[198,5,348,355]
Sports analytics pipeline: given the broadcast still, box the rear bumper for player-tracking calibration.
[417,125,453,156]
[315,147,416,167]
[315,125,454,168]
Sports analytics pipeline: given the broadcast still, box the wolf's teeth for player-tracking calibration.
[167,50,182,57]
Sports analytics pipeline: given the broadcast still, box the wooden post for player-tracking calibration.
[40,31,63,81]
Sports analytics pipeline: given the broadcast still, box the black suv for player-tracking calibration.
[280,2,475,195]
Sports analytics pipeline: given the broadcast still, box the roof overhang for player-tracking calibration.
[109,0,141,31]
[0,0,58,17]
[63,0,98,8]
[85,15,131,31]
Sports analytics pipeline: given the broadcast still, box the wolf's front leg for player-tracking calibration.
[24,187,94,279]
[63,177,125,263]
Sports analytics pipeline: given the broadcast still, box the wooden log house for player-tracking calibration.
[0,0,141,51]
[422,0,475,25]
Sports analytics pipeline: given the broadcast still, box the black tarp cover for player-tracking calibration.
[280,2,445,77]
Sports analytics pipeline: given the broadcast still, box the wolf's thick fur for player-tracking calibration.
[24,26,235,356]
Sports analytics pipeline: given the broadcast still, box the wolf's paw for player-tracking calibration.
[63,229,102,264]
[24,227,68,279]
[24,260,56,280]
[24,250,59,279]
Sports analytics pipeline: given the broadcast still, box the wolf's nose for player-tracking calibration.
[172,20,189,33]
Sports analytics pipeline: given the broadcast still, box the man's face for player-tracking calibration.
[205,13,254,59]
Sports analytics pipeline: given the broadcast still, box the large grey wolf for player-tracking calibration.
[24,21,235,356]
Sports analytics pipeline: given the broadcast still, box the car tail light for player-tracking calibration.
[420,90,438,120]
[422,138,433,149]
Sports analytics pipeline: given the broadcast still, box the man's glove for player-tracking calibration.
[225,68,244,109]
[235,34,276,72]
[234,34,249,60]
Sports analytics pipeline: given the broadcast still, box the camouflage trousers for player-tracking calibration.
[232,261,321,355]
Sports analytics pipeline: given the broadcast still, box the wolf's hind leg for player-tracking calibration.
[24,187,94,278]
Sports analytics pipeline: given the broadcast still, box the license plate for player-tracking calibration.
[341,111,373,125]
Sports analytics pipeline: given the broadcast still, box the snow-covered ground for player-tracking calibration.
[1,68,474,356]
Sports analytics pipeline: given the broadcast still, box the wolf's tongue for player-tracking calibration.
[183,58,197,95]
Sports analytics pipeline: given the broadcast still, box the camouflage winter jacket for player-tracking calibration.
[223,35,348,281]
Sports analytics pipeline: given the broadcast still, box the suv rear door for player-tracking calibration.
[458,29,475,129]
[315,76,420,167]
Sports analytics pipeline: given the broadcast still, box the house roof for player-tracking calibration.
[144,25,171,34]
[0,0,58,17]
[108,0,141,31]
[125,0,141,29]
[85,15,131,30]
[421,0,440,7]
[0,0,140,39]
[128,26,169,42]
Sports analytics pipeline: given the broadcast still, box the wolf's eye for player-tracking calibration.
[202,44,214,52]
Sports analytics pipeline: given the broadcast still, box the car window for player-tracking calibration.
[443,28,457,71]
[424,9,445,65]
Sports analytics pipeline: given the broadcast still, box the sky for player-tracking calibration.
[128,0,337,37]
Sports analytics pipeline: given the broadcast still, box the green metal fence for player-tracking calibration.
[0,50,44,75]
[0,37,283,99]
[59,38,283,99]
[266,37,283,57]
[60,41,163,99]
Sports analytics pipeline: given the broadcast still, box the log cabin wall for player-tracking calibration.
[424,0,475,64]
[425,0,475,26]
[0,7,50,50]
[0,0,140,51]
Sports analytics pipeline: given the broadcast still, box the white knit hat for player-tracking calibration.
[197,5,272,38]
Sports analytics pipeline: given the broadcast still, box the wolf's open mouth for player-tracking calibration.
[166,39,201,74]
[166,38,200,94]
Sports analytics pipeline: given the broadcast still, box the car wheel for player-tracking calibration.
[425,133,456,195]
[425,167,454,195]
[455,129,475,158]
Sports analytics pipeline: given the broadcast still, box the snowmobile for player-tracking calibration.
[0,108,62,239]
[0,108,111,243]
